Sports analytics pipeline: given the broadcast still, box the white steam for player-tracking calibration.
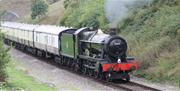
[105,0,152,27]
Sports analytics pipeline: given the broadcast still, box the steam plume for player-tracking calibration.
[105,0,152,28]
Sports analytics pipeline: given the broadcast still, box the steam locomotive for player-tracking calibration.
[0,21,138,81]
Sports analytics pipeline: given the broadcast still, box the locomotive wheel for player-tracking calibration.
[105,72,111,82]
[74,64,80,72]
[82,67,87,75]
[59,58,63,65]
[105,72,112,82]
[98,72,105,80]
[95,66,105,80]
[100,73,105,80]
[88,69,93,76]
[94,71,103,80]
[125,74,130,82]
[94,72,99,78]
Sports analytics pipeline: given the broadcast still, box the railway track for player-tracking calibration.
[53,63,161,91]
[13,46,161,91]
[115,81,161,91]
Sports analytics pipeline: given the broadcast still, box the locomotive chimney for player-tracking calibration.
[109,28,117,35]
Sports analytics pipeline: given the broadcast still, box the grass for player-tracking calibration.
[146,49,180,86]
[0,61,56,91]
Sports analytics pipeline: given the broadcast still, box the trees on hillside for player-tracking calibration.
[0,32,10,82]
[60,0,107,29]
[31,0,49,19]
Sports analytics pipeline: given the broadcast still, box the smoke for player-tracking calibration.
[105,0,152,28]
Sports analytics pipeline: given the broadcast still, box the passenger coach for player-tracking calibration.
[0,21,138,81]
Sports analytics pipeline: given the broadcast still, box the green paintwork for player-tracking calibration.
[90,43,101,51]
[75,36,78,58]
[60,33,75,58]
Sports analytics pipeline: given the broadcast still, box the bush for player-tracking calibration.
[60,0,107,29]
[0,32,10,82]
[31,0,49,19]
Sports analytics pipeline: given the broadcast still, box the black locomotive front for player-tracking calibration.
[104,35,127,63]
[79,28,137,81]
[80,29,127,63]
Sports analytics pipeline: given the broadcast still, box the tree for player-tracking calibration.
[31,0,49,19]
[0,31,10,82]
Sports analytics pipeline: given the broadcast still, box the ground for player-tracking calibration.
[8,46,180,91]
[9,47,120,91]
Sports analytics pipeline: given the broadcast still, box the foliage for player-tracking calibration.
[60,0,107,29]
[118,0,180,86]
[146,49,180,87]
[60,0,180,86]
[31,0,49,19]
[0,32,10,82]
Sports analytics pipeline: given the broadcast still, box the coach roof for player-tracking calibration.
[34,25,72,35]
[1,21,22,29]
[18,24,38,31]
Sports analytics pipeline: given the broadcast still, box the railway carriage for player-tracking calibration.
[0,21,138,82]
[34,25,73,56]
[19,24,38,47]
[18,24,37,47]
[14,24,39,54]
[0,22,22,44]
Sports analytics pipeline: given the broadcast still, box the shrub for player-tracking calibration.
[60,0,107,29]
[0,32,10,82]
[31,0,49,19]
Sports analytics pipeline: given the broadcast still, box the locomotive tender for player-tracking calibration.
[0,21,138,81]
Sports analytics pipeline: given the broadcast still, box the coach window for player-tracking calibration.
[44,35,47,44]
[51,36,55,45]
[48,35,50,45]
[36,33,38,42]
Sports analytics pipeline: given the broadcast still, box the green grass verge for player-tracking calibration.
[0,62,56,91]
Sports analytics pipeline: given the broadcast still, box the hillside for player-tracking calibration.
[119,0,180,86]
[60,0,180,87]
[37,0,64,25]
[60,0,106,29]
[21,0,64,25]
[34,0,64,25]
[0,0,63,24]
[0,0,31,19]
